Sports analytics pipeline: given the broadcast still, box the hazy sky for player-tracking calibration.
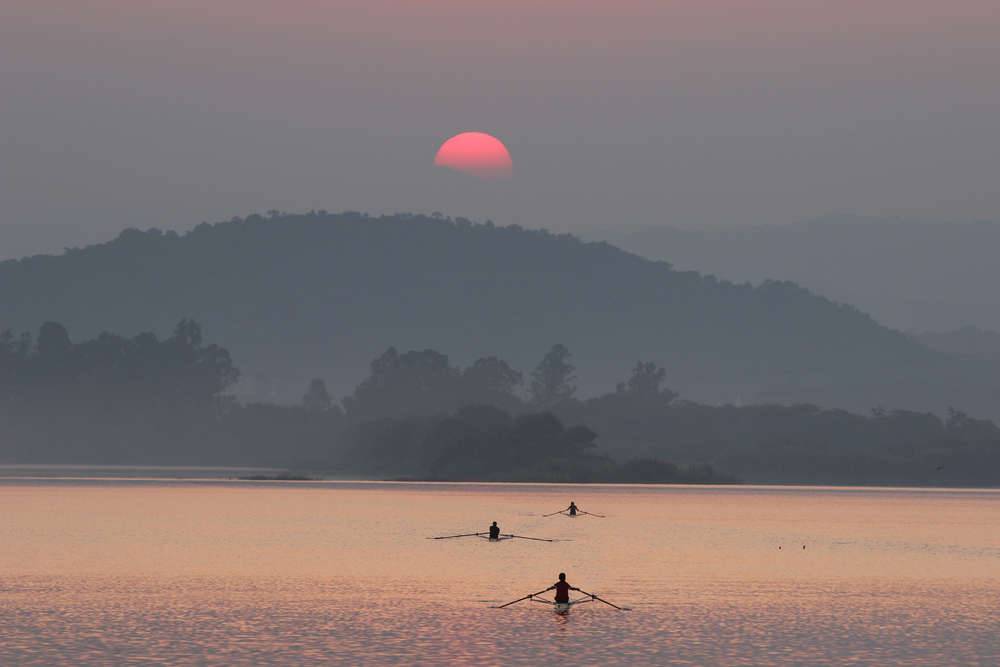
[2,1,998,257]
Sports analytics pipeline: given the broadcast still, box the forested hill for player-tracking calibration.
[595,216,1000,332]
[1,211,995,415]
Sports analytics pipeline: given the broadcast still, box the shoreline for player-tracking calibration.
[0,468,997,491]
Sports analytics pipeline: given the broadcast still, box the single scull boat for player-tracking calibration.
[493,587,629,613]
[427,531,560,542]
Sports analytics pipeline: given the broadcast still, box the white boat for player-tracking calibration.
[532,597,591,614]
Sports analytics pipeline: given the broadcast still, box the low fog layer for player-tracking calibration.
[3,319,997,486]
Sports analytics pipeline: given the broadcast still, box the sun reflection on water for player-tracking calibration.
[1,480,997,664]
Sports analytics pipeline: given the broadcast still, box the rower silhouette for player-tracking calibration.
[488,521,500,540]
[548,572,579,603]
[567,502,578,516]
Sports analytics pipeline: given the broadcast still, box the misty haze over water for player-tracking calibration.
[3,2,1000,666]
[2,212,999,487]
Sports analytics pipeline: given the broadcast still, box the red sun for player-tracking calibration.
[434,132,513,179]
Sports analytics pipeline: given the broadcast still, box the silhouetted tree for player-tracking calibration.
[462,356,523,407]
[343,347,460,419]
[302,378,333,411]
[36,321,74,380]
[616,361,677,402]
[416,409,602,480]
[161,320,239,401]
[945,406,1000,442]
[1,210,994,420]
[171,318,202,348]
[37,322,72,360]
[529,344,576,408]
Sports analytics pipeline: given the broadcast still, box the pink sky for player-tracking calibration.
[1,0,998,251]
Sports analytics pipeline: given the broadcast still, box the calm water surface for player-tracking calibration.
[1,477,997,665]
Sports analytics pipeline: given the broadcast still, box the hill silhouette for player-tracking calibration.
[915,326,1000,363]
[1,211,997,416]
[596,215,1000,333]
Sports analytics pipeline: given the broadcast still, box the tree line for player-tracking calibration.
[1,320,998,486]
[7,210,995,420]
[1,319,237,403]
[0,320,239,462]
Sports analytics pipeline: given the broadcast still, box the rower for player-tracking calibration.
[567,502,578,516]
[548,572,579,603]
[488,521,500,540]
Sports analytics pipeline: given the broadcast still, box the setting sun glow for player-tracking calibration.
[434,132,513,179]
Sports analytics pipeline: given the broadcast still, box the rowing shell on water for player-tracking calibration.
[494,588,629,612]
[427,532,561,542]
[543,509,606,518]
[532,597,594,615]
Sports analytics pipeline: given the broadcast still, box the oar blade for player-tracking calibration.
[504,534,559,543]
[494,586,554,608]
[574,588,628,611]
[493,598,525,609]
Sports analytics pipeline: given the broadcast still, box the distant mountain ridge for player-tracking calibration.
[594,215,1000,332]
[1,211,997,417]
[915,326,1000,363]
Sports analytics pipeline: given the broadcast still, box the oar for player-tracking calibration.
[503,533,558,542]
[492,587,551,609]
[426,532,484,540]
[541,510,565,517]
[579,511,606,518]
[574,588,630,611]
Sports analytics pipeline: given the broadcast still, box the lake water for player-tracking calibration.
[1,475,997,665]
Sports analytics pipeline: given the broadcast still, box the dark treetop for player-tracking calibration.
[2,323,997,486]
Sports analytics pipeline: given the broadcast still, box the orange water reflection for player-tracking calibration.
[1,481,997,664]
